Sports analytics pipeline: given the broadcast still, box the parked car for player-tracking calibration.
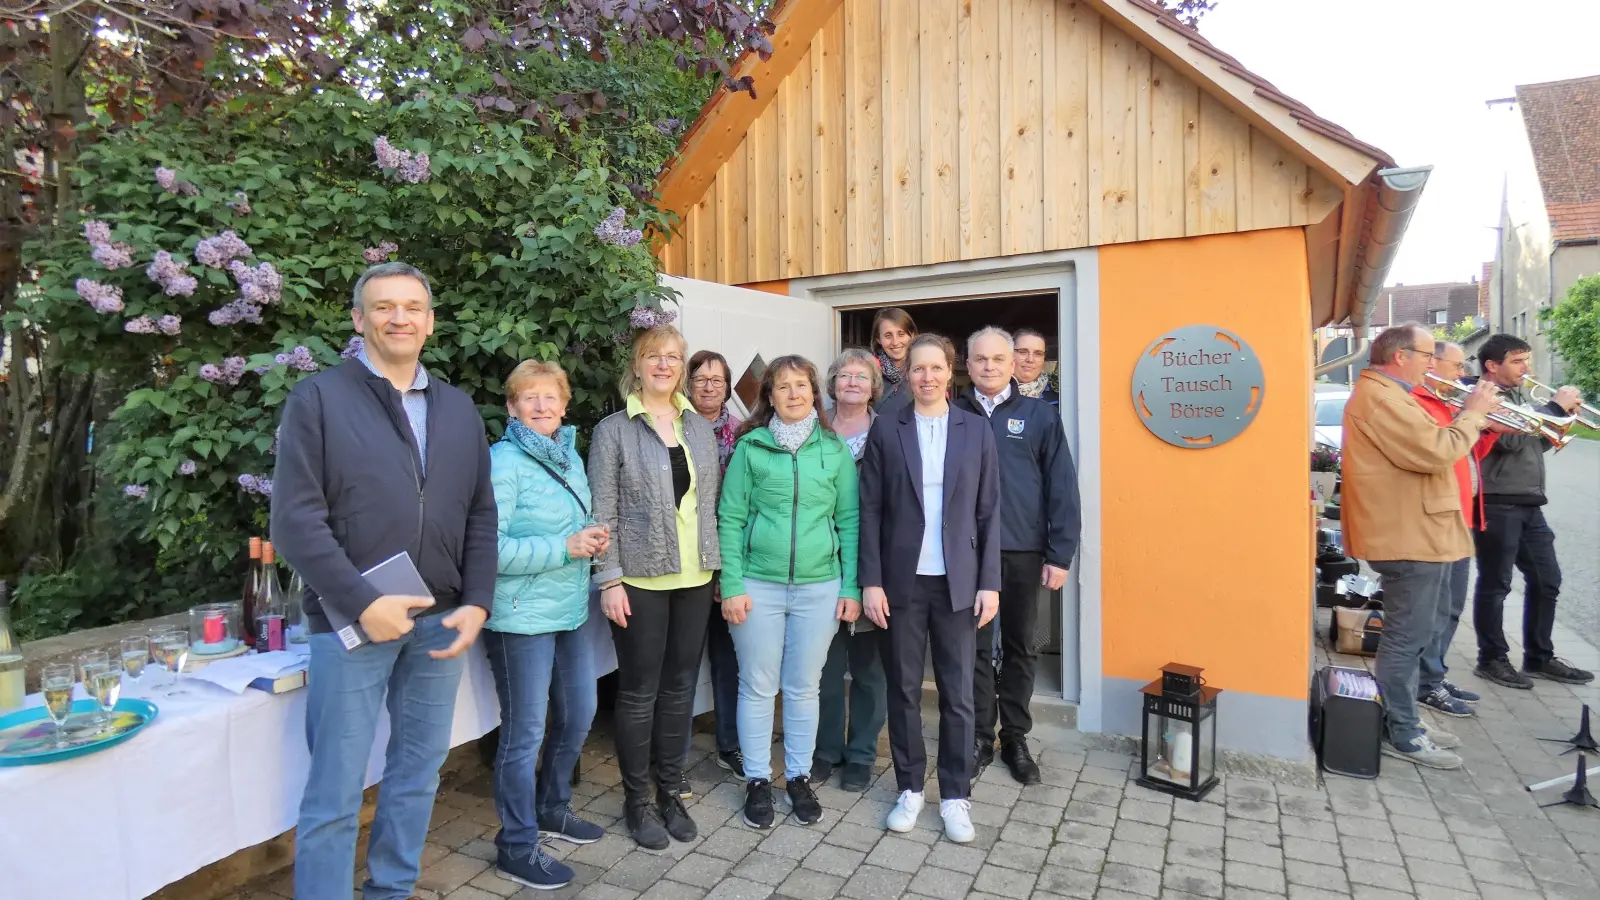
[1314,389,1350,450]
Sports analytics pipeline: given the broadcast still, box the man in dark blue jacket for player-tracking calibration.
[272,262,498,900]
[956,327,1081,784]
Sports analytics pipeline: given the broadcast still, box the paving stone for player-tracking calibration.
[924,841,989,875]
[1348,887,1414,900]
[1114,820,1171,848]
[731,851,798,886]
[1462,856,1537,891]
[1121,799,1175,827]
[1171,802,1227,828]
[668,854,736,889]
[444,887,502,900]
[576,885,642,900]
[1336,815,1396,842]
[1225,800,1280,825]
[567,839,634,870]
[1398,835,1462,865]
[1067,800,1121,828]
[1223,861,1286,894]
[1223,818,1281,847]
[1058,821,1115,850]
[1223,838,1283,869]
[1280,817,1339,844]
[1046,840,1108,874]
[822,822,883,853]
[1342,836,1405,867]
[703,876,772,900]
[1106,838,1165,871]
[1014,800,1069,827]
[1406,858,1478,891]
[991,841,1052,872]
[1004,820,1059,849]
[1160,864,1224,898]
[1284,860,1347,893]
[603,853,679,892]
[1024,785,1077,807]
[1164,841,1222,873]
[1346,859,1410,890]
[774,869,843,900]
[1278,795,1333,821]
[1291,888,1356,900]
[800,842,866,877]
[975,862,1041,896]
[1099,862,1162,896]
[419,854,493,893]
[840,864,912,900]
[906,865,975,900]
[758,826,824,861]
[464,868,524,898]
[1169,821,1226,850]
[862,835,928,874]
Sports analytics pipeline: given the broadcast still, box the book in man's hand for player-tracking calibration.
[324,551,434,651]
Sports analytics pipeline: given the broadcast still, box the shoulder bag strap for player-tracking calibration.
[531,458,590,520]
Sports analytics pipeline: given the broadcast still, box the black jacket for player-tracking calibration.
[955,382,1081,567]
[270,359,498,633]
[858,403,1002,609]
[1462,378,1566,506]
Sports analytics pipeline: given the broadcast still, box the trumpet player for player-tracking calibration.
[1343,325,1495,769]
[1467,335,1593,689]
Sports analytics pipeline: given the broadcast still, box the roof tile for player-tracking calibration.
[1515,75,1600,240]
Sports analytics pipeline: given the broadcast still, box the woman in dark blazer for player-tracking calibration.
[858,333,1000,845]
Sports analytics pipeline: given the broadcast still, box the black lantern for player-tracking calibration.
[1137,662,1220,801]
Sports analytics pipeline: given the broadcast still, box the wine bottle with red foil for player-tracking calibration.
[242,537,262,648]
[256,542,287,653]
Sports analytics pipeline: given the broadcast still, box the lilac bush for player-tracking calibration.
[194,230,252,268]
[76,278,124,313]
[123,485,149,499]
[124,316,157,334]
[146,251,198,296]
[373,136,431,184]
[594,207,643,248]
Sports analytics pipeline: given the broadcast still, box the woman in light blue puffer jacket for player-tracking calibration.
[482,361,613,890]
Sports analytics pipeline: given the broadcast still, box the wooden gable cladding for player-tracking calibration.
[658,0,1345,281]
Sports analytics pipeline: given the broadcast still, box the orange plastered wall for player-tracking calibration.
[1099,229,1313,700]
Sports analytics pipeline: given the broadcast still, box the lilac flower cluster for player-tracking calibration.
[124,316,157,334]
[274,345,319,372]
[199,356,248,385]
[208,298,264,327]
[373,136,431,184]
[123,484,149,499]
[195,230,253,268]
[594,207,643,248]
[341,336,365,359]
[154,167,200,196]
[146,251,198,296]
[179,460,198,475]
[238,474,274,497]
[229,260,282,304]
[158,314,182,336]
[655,118,681,136]
[228,192,252,215]
[76,278,124,314]
[363,241,400,263]
[627,305,678,330]
[83,220,135,270]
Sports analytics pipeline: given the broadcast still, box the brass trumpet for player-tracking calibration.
[1423,374,1579,452]
[1524,377,1600,431]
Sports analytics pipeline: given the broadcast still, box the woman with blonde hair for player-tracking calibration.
[484,360,610,890]
[589,323,722,850]
[717,355,859,829]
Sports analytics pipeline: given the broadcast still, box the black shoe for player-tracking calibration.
[786,775,824,825]
[1476,658,1534,689]
[717,749,747,779]
[624,798,670,851]
[742,779,775,829]
[810,755,837,783]
[675,773,693,800]
[840,762,873,793]
[656,787,698,842]
[496,847,574,891]
[974,739,995,776]
[1001,740,1042,785]
[1526,658,1595,685]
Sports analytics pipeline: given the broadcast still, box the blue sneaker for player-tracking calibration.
[497,847,574,891]
[1419,686,1475,718]
[538,805,606,844]
[1441,681,1480,703]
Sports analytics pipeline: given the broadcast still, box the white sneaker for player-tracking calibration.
[885,790,924,832]
[1420,724,1460,749]
[940,798,975,843]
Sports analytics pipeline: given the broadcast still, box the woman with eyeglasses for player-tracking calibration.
[684,350,746,783]
[871,307,918,414]
[589,324,721,850]
[813,349,888,793]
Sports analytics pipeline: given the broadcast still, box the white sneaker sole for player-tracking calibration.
[498,868,574,891]
[1379,744,1462,770]
[886,812,920,833]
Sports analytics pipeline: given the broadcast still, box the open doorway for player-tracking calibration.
[839,291,1069,699]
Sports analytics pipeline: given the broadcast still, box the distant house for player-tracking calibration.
[1487,74,1600,382]
[1315,280,1484,383]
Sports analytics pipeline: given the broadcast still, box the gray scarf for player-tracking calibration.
[769,410,818,453]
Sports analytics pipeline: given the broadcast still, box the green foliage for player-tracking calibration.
[11,29,712,636]
[1542,275,1600,400]
[1430,317,1481,344]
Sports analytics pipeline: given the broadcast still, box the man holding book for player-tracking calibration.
[271,262,498,900]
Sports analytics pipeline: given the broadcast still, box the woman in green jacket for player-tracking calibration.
[718,355,860,831]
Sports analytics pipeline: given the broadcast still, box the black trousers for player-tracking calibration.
[974,551,1044,746]
[610,581,714,799]
[878,574,977,800]
[1472,503,1562,668]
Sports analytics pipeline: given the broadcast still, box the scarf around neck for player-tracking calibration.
[769,409,819,453]
[506,419,573,472]
[876,349,904,385]
[1017,374,1050,399]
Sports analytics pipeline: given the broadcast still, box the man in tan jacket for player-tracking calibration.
[1342,324,1497,769]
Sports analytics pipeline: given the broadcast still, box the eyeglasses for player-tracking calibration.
[1015,349,1046,359]
[1406,348,1435,360]
[691,376,726,388]
[645,353,683,367]
[836,373,872,385]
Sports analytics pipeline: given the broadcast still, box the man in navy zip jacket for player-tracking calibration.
[271,262,498,900]
[955,327,1081,784]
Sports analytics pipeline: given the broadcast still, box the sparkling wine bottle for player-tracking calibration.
[242,537,262,648]
[256,542,287,653]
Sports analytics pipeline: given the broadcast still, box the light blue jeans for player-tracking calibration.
[295,614,467,900]
[729,578,842,782]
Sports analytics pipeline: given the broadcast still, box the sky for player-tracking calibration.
[1199,0,1600,287]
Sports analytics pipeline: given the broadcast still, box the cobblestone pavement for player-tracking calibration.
[233,579,1600,900]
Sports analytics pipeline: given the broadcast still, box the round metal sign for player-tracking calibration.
[1131,325,1265,448]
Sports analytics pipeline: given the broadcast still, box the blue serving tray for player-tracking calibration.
[0,698,159,766]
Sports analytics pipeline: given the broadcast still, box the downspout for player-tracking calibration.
[1314,166,1433,376]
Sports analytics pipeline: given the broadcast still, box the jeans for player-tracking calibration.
[1473,504,1563,668]
[729,578,842,781]
[612,582,714,799]
[879,575,977,800]
[974,552,1044,746]
[483,627,597,854]
[1418,557,1472,694]
[1369,560,1452,745]
[702,597,741,755]
[816,623,888,767]
[295,615,466,900]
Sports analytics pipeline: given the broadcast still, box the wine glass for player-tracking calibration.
[153,632,191,697]
[40,663,76,749]
[91,666,123,728]
[119,636,150,695]
[75,651,111,729]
